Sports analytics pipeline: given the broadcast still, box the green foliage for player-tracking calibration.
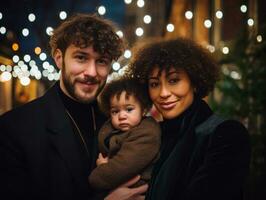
[211,27,266,135]
[209,27,266,199]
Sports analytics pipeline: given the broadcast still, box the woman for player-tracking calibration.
[125,38,251,200]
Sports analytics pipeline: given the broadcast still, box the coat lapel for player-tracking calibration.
[41,84,90,192]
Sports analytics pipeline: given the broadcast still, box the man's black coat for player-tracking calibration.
[0,84,106,200]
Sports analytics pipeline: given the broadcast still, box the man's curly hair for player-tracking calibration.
[98,77,152,116]
[126,38,220,98]
[49,13,125,61]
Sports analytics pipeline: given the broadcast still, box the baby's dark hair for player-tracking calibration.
[127,37,220,98]
[98,77,152,116]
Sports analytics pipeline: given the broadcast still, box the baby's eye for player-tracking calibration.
[111,110,119,115]
[126,107,134,112]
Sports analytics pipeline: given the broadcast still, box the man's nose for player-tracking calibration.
[83,61,97,77]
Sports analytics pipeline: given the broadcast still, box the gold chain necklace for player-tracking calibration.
[65,107,96,159]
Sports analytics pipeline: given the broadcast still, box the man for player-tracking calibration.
[0,13,146,200]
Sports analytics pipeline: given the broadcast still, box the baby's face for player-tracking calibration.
[110,91,144,131]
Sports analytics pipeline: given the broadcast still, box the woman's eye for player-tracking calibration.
[149,82,158,88]
[168,78,179,84]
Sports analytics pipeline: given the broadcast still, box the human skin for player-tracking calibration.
[104,176,147,200]
[54,44,112,103]
[148,67,194,119]
[110,91,144,132]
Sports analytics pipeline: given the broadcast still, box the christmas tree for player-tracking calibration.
[211,26,266,199]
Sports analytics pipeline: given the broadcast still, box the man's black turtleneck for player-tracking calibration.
[56,83,106,171]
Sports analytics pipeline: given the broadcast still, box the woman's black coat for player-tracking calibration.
[146,98,251,200]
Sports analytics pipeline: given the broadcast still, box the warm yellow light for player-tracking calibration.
[166,24,174,32]
[222,46,229,54]
[0,71,12,82]
[257,35,262,42]
[12,43,19,51]
[35,47,41,55]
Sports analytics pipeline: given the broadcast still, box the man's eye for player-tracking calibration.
[75,55,86,61]
[97,59,110,66]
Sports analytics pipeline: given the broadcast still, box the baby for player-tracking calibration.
[89,77,161,193]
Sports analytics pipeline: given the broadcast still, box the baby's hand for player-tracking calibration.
[96,153,109,166]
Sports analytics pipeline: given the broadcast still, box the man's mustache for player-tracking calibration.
[76,76,100,84]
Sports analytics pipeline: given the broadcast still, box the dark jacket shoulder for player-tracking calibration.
[207,119,250,147]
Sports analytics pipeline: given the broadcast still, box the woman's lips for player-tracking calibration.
[159,101,177,110]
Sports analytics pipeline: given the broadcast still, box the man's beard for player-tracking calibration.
[61,61,106,104]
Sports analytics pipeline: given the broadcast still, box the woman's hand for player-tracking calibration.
[96,153,109,166]
[104,175,148,200]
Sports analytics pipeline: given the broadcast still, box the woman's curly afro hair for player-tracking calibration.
[127,38,221,98]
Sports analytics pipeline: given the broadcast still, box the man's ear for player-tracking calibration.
[53,49,63,70]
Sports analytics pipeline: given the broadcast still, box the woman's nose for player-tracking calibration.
[159,85,171,98]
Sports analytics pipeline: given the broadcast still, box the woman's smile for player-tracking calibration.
[158,101,178,110]
[148,68,194,119]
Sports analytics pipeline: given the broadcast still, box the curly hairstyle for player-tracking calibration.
[49,13,125,61]
[98,77,152,116]
[126,38,220,98]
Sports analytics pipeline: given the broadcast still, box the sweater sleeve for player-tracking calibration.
[186,120,251,200]
[89,117,161,190]
[97,119,114,156]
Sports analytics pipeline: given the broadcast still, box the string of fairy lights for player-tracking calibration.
[0,0,264,86]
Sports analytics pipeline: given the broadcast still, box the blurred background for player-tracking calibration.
[0,0,265,199]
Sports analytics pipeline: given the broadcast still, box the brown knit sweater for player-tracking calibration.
[89,116,161,190]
